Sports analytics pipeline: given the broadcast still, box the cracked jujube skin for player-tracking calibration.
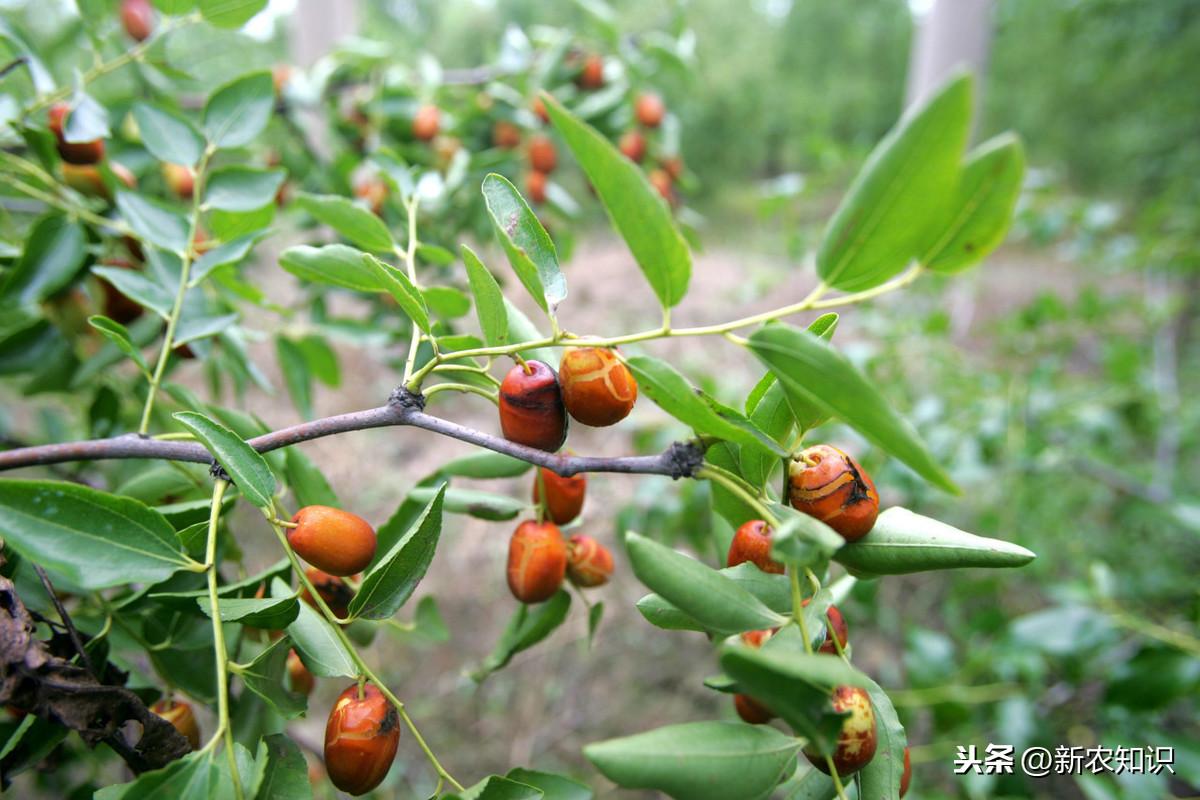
[324,684,400,796]
[533,466,586,525]
[788,444,880,541]
[804,685,878,776]
[507,520,568,603]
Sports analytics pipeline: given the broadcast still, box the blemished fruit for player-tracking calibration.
[162,162,195,199]
[301,567,357,619]
[324,684,400,796]
[289,505,377,577]
[120,0,153,41]
[525,170,548,204]
[618,130,646,163]
[734,693,774,724]
[577,54,605,89]
[648,168,674,203]
[726,520,784,574]
[61,163,109,198]
[900,746,912,797]
[354,178,388,215]
[788,444,880,541]
[528,135,557,174]
[287,649,315,696]
[507,520,567,603]
[532,467,585,525]
[803,685,878,776]
[151,698,200,750]
[558,347,638,427]
[800,599,850,655]
[566,534,613,587]
[635,93,666,128]
[492,120,522,149]
[412,104,440,141]
[499,360,568,451]
[48,104,105,165]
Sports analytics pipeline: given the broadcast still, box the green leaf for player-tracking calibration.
[423,285,471,318]
[452,775,545,800]
[482,173,566,314]
[474,590,571,679]
[778,765,836,800]
[190,234,264,286]
[274,577,356,678]
[775,313,839,434]
[769,510,843,570]
[625,532,785,636]
[237,638,308,720]
[0,215,86,304]
[462,244,508,347]
[95,750,218,799]
[198,595,299,628]
[199,0,267,28]
[922,133,1025,273]
[133,103,204,166]
[363,254,431,332]
[173,411,277,508]
[587,601,603,647]
[817,73,972,291]
[740,377,793,491]
[275,335,312,419]
[285,448,339,508]
[350,484,444,619]
[625,356,781,458]
[585,721,800,800]
[88,315,150,375]
[705,443,759,531]
[0,480,191,589]
[438,450,531,479]
[503,299,557,363]
[543,95,691,308]
[175,312,238,346]
[279,244,382,292]
[857,676,907,800]
[297,192,395,253]
[637,563,794,632]
[296,334,339,386]
[253,734,311,799]
[505,769,592,800]
[203,71,274,148]
[748,323,956,492]
[412,487,526,521]
[205,166,286,212]
[116,191,190,253]
[92,265,174,319]
[833,507,1036,575]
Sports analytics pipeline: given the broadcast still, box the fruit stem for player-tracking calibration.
[423,382,499,405]
[694,465,777,525]
[138,144,216,434]
[203,479,245,800]
[400,196,424,384]
[824,754,850,800]
[790,569,814,655]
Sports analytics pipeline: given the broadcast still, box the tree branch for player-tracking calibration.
[0,389,707,480]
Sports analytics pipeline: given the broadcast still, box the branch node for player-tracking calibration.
[208,462,231,482]
[388,386,426,413]
[666,441,706,479]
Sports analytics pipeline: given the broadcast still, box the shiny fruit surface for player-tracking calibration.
[507,520,567,603]
[788,444,879,541]
[726,520,784,574]
[151,698,200,750]
[532,467,586,525]
[565,534,613,588]
[324,684,400,795]
[558,347,638,427]
[498,360,568,451]
[288,505,377,577]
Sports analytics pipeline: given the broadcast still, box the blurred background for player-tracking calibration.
[1,0,1198,798]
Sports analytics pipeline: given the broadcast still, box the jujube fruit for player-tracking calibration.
[803,685,878,776]
[47,104,104,164]
[726,520,784,574]
[565,534,613,588]
[618,130,646,163]
[900,746,912,797]
[558,347,638,427]
[531,97,550,124]
[120,0,153,41]
[493,120,522,149]
[162,162,194,200]
[498,360,568,451]
[734,693,774,724]
[532,466,585,525]
[287,649,315,696]
[648,168,674,203]
[801,598,849,655]
[661,156,684,181]
[288,505,377,577]
[507,520,567,603]
[99,259,144,324]
[324,684,400,796]
[301,567,357,619]
[151,698,200,750]
[635,93,666,128]
[788,444,879,541]
[412,104,440,141]
[525,170,548,204]
[528,135,557,174]
[577,54,605,89]
[354,177,388,216]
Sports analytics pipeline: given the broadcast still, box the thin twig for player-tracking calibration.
[32,564,96,678]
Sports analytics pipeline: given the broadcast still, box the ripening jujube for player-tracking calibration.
[288,505,377,577]
[287,649,315,696]
[119,0,154,41]
[412,104,440,141]
[301,567,358,619]
[493,120,522,149]
[525,170,548,204]
[900,746,912,797]
[324,684,400,796]
[47,104,105,165]
[151,698,200,750]
[558,347,638,427]
[528,134,557,174]
[507,520,567,603]
[788,444,879,541]
[726,519,784,574]
[733,628,775,724]
[619,130,646,163]
[162,162,195,200]
[532,466,586,525]
[565,534,614,587]
[635,93,666,128]
[803,685,878,776]
[801,598,850,655]
[577,54,605,89]
[498,360,568,451]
